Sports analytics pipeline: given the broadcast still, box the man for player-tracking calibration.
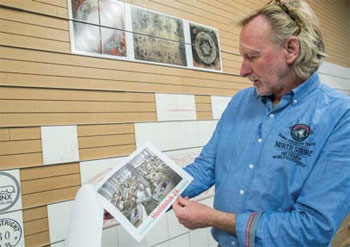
[172,0,350,246]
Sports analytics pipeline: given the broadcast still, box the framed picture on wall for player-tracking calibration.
[68,0,127,58]
[67,0,223,73]
[189,23,222,71]
[130,6,187,66]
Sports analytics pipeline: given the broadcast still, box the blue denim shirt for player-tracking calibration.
[183,73,350,247]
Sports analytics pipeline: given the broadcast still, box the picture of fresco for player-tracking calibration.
[190,23,221,70]
[98,147,182,228]
[131,6,187,66]
[70,0,126,57]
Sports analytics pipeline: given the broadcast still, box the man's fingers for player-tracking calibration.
[172,196,182,212]
[177,195,190,206]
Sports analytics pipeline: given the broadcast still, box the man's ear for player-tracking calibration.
[284,36,300,65]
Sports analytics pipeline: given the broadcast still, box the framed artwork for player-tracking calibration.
[189,23,222,71]
[67,1,222,71]
[69,0,127,57]
[131,6,187,66]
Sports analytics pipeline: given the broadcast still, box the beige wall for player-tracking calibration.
[0,0,349,246]
[308,0,350,68]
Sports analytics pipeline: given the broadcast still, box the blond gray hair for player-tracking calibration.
[239,0,326,80]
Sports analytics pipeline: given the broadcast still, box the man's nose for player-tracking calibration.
[240,58,252,77]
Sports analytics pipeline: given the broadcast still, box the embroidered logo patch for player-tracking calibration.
[291,124,310,142]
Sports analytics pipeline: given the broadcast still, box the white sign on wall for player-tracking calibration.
[0,211,25,247]
[0,170,22,213]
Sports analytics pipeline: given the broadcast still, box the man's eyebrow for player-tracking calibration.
[239,45,261,55]
[241,50,261,56]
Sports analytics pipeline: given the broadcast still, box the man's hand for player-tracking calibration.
[172,195,237,235]
[172,195,214,229]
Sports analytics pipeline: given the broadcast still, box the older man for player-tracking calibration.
[172,0,350,246]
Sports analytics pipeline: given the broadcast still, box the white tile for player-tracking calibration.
[102,226,119,247]
[117,225,147,247]
[156,94,196,121]
[319,73,348,90]
[197,121,217,146]
[165,148,201,168]
[201,197,214,208]
[167,233,191,247]
[189,228,209,247]
[152,241,169,247]
[41,126,79,165]
[0,169,22,213]
[146,214,169,246]
[80,157,126,184]
[0,210,25,247]
[51,241,66,247]
[135,121,217,152]
[166,209,189,239]
[318,61,350,79]
[211,96,231,120]
[48,200,74,243]
[135,121,199,151]
[193,187,215,202]
[207,228,217,247]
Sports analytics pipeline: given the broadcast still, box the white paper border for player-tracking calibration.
[95,142,193,242]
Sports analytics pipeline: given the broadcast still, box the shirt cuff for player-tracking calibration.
[236,211,262,247]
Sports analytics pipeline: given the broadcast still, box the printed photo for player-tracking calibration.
[190,23,221,71]
[96,142,193,242]
[131,6,187,66]
[69,0,126,57]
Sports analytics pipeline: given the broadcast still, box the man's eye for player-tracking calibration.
[246,55,256,61]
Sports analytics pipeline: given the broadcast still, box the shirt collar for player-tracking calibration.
[292,72,320,102]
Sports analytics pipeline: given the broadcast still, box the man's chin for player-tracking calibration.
[255,88,272,97]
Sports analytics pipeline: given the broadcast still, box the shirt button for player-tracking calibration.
[258,138,262,143]
[293,99,298,104]
[249,164,254,169]
[269,113,274,119]
[239,190,245,195]
[231,240,236,245]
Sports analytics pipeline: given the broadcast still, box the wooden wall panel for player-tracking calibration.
[0,128,10,141]
[23,206,48,222]
[20,163,81,208]
[195,95,213,120]
[22,186,80,208]
[0,7,68,30]
[0,152,43,170]
[0,46,245,81]
[308,0,350,67]
[1,73,239,96]
[9,127,41,140]
[79,144,135,160]
[0,0,348,246]
[78,123,134,136]
[78,123,136,160]
[0,139,41,155]
[25,231,50,247]
[20,162,80,181]
[0,19,69,42]
[0,59,243,89]
[24,217,49,236]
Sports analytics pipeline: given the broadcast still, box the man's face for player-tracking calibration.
[239,15,289,97]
